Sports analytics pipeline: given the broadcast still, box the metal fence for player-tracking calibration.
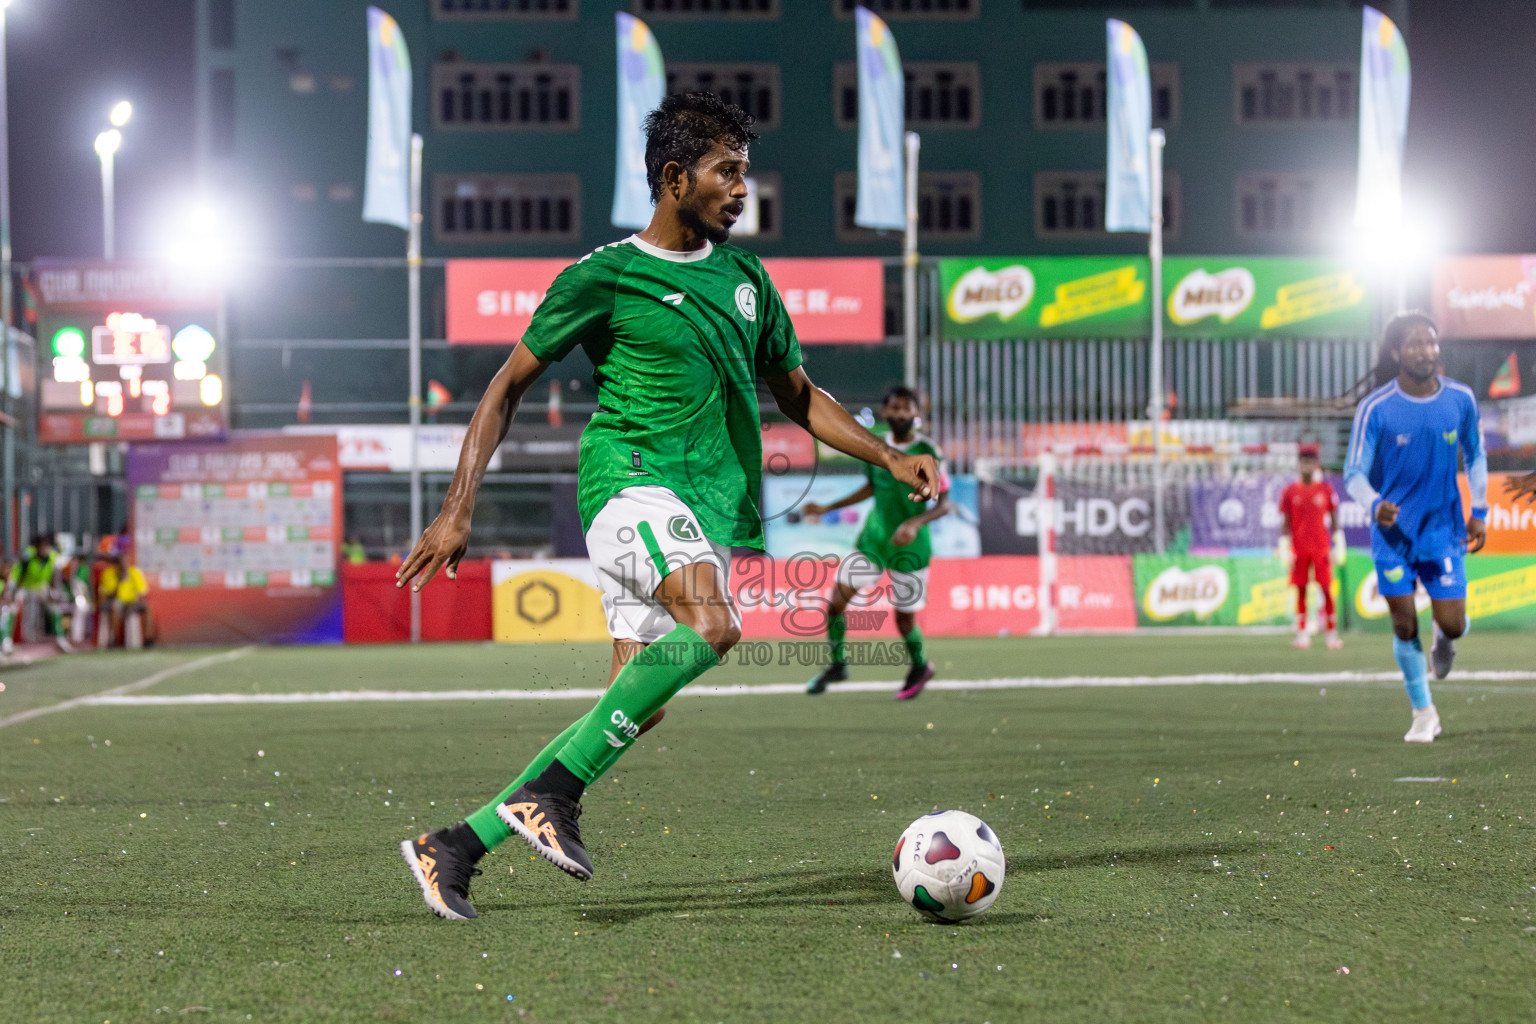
[920,326,1374,472]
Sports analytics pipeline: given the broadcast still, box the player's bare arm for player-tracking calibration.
[1466,515,1488,552]
[1375,500,1399,529]
[1505,470,1536,505]
[893,493,950,547]
[801,483,875,520]
[397,344,552,591]
[763,368,939,501]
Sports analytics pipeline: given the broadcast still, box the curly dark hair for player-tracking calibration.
[643,92,759,204]
[1342,310,1439,402]
[881,385,922,407]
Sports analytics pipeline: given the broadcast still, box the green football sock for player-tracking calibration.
[827,612,847,665]
[902,623,926,666]
[464,712,589,852]
[555,623,719,784]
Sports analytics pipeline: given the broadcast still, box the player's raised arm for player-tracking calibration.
[397,344,551,591]
[763,367,939,502]
[800,482,874,520]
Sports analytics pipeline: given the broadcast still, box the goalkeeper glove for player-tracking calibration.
[1332,529,1347,566]
[1276,534,1292,562]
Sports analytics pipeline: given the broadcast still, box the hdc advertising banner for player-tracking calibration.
[447,258,885,345]
[128,434,343,644]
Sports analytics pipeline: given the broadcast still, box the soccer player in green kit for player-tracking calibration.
[395,93,940,920]
[801,386,949,700]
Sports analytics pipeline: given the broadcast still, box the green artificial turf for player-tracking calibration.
[2,636,1534,1023]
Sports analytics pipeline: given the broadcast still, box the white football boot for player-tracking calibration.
[1404,705,1442,743]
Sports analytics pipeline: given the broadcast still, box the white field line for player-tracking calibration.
[0,646,256,730]
[61,668,1536,708]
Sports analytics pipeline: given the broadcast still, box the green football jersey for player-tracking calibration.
[855,434,944,570]
[520,236,803,550]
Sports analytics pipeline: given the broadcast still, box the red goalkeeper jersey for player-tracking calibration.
[1279,479,1337,552]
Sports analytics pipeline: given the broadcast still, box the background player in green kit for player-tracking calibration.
[801,386,950,700]
[394,93,940,920]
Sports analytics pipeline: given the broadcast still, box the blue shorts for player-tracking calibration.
[1374,550,1466,600]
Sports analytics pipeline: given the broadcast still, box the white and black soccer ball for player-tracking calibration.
[891,810,1006,923]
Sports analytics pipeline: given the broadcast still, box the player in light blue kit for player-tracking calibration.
[1344,313,1488,743]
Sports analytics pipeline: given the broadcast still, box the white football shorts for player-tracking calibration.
[833,552,930,613]
[586,485,739,644]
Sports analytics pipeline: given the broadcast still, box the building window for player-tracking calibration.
[208,0,235,49]
[210,69,236,157]
[1234,64,1354,125]
[434,0,578,19]
[833,0,976,20]
[634,0,779,19]
[833,62,982,130]
[835,172,982,242]
[432,63,580,131]
[1033,170,1181,240]
[434,174,581,242]
[667,64,781,129]
[738,173,782,241]
[1033,62,1180,129]
[1234,173,1347,238]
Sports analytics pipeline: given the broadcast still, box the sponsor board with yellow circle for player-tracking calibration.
[1344,550,1536,630]
[492,558,610,643]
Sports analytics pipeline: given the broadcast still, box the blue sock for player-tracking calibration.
[1393,635,1431,709]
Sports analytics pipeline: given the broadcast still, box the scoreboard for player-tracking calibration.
[34,263,228,444]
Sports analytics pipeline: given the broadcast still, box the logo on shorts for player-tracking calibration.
[734,282,757,321]
[668,515,701,542]
[1383,566,1405,583]
[1440,574,1455,586]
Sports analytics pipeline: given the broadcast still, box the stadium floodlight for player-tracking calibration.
[163,198,244,279]
[109,100,133,128]
[1344,200,1446,314]
[93,129,121,158]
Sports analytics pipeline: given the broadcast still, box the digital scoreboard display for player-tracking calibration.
[38,309,228,444]
[32,262,228,445]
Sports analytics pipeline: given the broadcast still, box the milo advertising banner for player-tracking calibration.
[1344,552,1536,631]
[941,256,1372,341]
[1134,553,1313,627]
[941,257,1150,340]
[1163,258,1370,339]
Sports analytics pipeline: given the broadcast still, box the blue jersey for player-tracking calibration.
[1344,378,1485,563]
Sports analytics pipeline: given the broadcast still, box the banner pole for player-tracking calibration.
[1032,451,1057,637]
[408,132,423,644]
[1148,127,1166,554]
[902,131,920,388]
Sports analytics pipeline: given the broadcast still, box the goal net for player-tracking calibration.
[976,441,1304,634]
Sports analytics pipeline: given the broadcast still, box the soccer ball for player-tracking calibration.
[891,810,1006,923]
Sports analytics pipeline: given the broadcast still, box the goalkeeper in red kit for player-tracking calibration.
[1278,444,1344,649]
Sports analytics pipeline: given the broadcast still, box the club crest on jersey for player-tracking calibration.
[1443,429,1457,445]
[1396,434,1410,446]
[734,282,757,321]
[668,515,701,542]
